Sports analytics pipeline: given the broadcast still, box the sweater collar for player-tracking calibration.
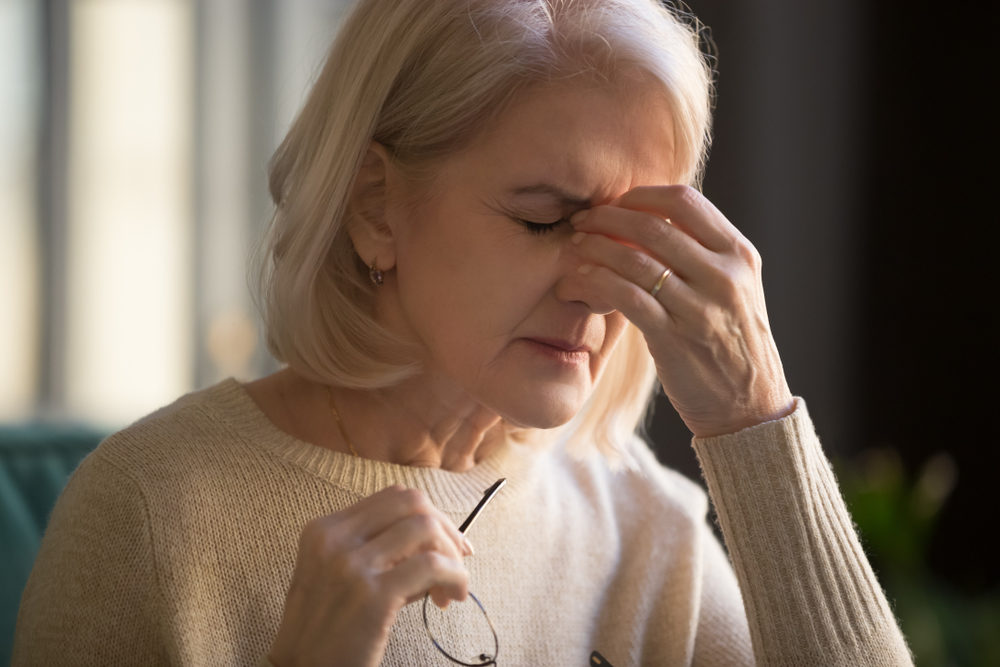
[204,378,547,512]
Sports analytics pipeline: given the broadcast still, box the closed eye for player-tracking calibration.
[515,217,569,235]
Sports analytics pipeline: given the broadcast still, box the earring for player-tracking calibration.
[368,261,384,287]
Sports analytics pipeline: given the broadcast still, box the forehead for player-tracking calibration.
[439,78,678,204]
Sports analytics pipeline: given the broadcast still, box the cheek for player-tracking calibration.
[393,227,537,357]
[602,313,629,354]
[406,233,550,324]
[588,312,629,380]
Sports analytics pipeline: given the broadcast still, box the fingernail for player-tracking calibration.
[462,536,475,557]
[571,231,585,245]
[570,210,588,225]
[578,264,594,275]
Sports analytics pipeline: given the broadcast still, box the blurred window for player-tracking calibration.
[64,0,195,425]
[0,2,41,420]
[0,0,355,428]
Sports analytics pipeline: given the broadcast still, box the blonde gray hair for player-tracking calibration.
[257,0,714,459]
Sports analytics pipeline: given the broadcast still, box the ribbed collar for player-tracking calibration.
[201,378,547,512]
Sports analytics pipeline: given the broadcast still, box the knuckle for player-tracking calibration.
[734,236,760,267]
[675,184,703,207]
[633,217,662,250]
[446,568,471,593]
[409,513,438,536]
[398,486,422,503]
[398,487,428,513]
[424,551,465,585]
[704,259,742,302]
[417,550,445,573]
[654,183,704,208]
[661,224,685,256]
[717,269,743,307]
[624,249,654,280]
[428,549,458,572]
[623,284,648,313]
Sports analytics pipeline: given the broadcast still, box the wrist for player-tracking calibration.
[690,394,796,438]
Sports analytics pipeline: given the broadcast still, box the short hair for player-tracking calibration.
[255,0,714,461]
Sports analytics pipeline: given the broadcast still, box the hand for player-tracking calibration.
[268,486,472,667]
[566,185,795,437]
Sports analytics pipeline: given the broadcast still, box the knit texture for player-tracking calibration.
[13,380,911,666]
[693,410,913,666]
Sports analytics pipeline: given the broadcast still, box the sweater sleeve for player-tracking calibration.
[12,451,168,666]
[692,399,913,667]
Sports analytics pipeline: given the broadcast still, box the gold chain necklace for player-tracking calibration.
[325,385,360,457]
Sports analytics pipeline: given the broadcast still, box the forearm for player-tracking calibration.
[693,399,913,667]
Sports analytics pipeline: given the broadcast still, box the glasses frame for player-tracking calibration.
[422,478,507,666]
[422,591,498,666]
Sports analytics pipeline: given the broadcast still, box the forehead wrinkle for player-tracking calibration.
[509,136,670,208]
[443,82,678,208]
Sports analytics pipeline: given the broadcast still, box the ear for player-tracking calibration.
[346,142,397,272]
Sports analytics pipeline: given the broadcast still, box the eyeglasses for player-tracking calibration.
[420,479,619,667]
[423,478,506,666]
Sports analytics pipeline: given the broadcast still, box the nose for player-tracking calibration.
[553,235,616,315]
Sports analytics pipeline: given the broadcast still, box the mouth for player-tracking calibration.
[526,337,592,353]
[520,337,593,365]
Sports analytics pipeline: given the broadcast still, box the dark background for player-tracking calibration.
[646,0,995,620]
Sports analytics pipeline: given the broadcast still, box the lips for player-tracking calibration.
[524,337,592,354]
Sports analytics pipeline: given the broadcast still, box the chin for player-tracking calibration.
[494,388,586,430]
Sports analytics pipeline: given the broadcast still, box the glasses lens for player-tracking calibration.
[423,592,498,666]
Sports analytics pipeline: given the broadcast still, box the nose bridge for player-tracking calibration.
[557,230,586,272]
[553,229,590,290]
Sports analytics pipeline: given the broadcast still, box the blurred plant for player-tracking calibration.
[836,448,1000,666]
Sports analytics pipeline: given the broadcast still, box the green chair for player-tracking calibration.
[0,424,106,665]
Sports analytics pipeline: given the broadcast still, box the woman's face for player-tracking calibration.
[381,79,677,428]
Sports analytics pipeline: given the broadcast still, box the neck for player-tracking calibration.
[282,368,507,472]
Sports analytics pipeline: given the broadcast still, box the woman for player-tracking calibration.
[14,0,913,665]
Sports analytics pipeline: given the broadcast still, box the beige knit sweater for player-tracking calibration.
[13,379,912,666]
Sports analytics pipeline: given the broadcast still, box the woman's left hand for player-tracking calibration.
[568,184,795,438]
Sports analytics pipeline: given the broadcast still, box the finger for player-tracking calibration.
[570,225,713,288]
[356,513,465,572]
[570,205,716,282]
[380,551,469,607]
[569,263,677,336]
[567,224,706,314]
[335,487,470,557]
[326,484,409,527]
[610,185,741,253]
[571,228,752,317]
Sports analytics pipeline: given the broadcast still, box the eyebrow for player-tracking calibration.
[506,183,591,209]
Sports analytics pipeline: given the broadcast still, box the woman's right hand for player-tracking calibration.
[268,485,473,667]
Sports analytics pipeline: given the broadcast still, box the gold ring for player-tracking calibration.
[649,268,672,297]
